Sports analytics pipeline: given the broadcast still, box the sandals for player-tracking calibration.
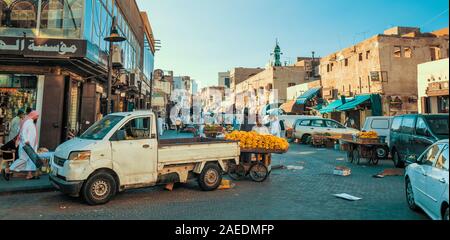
[2,169,10,181]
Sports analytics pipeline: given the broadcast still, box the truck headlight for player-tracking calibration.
[68,151,91,161]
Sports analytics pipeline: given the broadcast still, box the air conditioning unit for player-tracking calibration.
[112,45,124,68]
[118,74,128,85]
[129,70,140,88]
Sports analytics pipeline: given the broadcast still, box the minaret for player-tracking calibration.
[272,39,283,67]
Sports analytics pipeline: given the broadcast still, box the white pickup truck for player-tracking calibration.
[50,111,240,205]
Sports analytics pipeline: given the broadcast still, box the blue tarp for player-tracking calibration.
[296,87,322,105]
[336,94,372,111]
[319,98,352,114]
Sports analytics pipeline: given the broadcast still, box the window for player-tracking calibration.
[371,119,390,129]
[391,116,403,132]
[394,46,402,58]
[117,117,151,140]
[325,120,340,128]
[330,63,334,71]
[81,115,124,140]
[435,145,448,170]
[10,0,37,29]
[358,53,363,61]
[366,50,371,59]
[299,120,311,126]
[421,144,442,166]
[327,64,330,72]
[288,83,295,87]
[415,117,428,136]
[311,120,325,127]
[344,58,349,67]
[400,116,416,134]
[404,47,412,58]
[430,46,441,61]
[438,96,449,113]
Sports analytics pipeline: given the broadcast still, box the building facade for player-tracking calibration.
[218,71,230,88]
[319,26,449,117]
[417,58,449,114]
[229,67,264,91]
[0,0,155,149]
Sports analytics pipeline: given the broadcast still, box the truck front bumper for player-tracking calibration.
[49,174,84,197]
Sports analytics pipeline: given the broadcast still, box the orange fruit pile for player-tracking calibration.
[225,131,289,151]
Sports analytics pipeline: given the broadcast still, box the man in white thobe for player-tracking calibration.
[3,111,39,180]
[269,115,282,138]
[157,115,164,136]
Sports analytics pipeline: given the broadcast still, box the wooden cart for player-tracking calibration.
[340,138,388,165]
[227,148,288,182]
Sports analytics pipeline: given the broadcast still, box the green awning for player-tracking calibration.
[336,94,372,111]
[319,98,350,114]
[296,87,321,105]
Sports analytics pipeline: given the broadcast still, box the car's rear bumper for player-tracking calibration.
[49,174,83,197]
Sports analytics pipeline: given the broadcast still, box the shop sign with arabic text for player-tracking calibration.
[0,37,86,58]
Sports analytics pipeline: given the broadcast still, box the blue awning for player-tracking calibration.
[319,98,352,114]
[336,94,372,111]
[296,87,322,105]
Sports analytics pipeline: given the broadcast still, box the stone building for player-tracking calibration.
[218,71,231,88]
[417,58,449,114]
[319,26,449,117]
[229,67,264,91]
[152,69,173,115]
[200,86,226,113]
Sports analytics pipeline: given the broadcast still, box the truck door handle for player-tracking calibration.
[439,178,446,184]
[143,144,150,149]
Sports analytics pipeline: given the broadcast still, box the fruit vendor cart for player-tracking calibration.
[227,148,288,182]
[340,137,389,165]
[204,125,224,138]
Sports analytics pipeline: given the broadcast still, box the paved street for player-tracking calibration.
[0,140,428,220]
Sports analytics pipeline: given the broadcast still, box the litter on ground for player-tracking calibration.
[286,166,304,170]
[334,193,362,201]
[375,168,405,177]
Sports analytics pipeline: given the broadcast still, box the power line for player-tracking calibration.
[420,8,449,28]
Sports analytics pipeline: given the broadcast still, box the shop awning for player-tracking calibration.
[336,94,372,111]
[319,98,349,114]
[296,87,322,105]
[280,100,304,113]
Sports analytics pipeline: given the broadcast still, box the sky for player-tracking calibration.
[136,0,449,89]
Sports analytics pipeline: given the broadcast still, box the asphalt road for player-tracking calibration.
[0,142,428,220]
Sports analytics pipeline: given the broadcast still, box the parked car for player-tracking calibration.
[292,117,359,144]
[362,116,393,159]
[390,114,449,168]
[278,115,315,140]
[405,139,449,220]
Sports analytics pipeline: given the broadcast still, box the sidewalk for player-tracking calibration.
[0,174,54,195]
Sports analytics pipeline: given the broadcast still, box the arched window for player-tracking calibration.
[10,0,37,29]
[0,1,8,27]
[40,0,64,29]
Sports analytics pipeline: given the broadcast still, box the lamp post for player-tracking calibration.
[104,16,126,114]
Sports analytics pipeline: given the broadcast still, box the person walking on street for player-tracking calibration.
[1,109,25,160]
[2,111,40,181]
[157,114,164,136]
[269,115,282,137]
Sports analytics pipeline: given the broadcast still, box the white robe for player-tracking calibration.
[157,117,164,136]
[10,119,37,172]
[270,120,281,137]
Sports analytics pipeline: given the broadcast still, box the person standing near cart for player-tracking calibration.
[1,109,25,160]
[2,111,40,181]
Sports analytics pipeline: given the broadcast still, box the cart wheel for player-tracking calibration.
[227,161,246,180]
[249,162,269,182]
[352,148,360,165]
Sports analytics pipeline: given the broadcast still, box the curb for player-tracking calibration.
[0,185,55,196]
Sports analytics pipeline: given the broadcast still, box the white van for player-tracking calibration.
[362,116,393,158]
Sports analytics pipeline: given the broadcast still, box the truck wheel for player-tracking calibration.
[393,150,405,168]
[376,146,388,159]
[82,172,117,205]
[198,163,222,191]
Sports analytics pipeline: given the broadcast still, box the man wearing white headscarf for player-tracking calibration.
[3,111,40,180]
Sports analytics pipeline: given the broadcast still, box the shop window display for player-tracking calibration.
[0,74,37,144]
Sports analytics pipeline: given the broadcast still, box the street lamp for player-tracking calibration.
[104,16,126,114]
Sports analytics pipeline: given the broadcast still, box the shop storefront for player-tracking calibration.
[0,74,38,143]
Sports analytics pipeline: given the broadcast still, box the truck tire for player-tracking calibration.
[82,172,117,205]
[393,150,405,168]
[198,163,222,191]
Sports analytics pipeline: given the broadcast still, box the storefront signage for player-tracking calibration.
[0,37,86,58]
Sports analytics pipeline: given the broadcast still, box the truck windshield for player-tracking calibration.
[80,115,124,140]
[424,115,449,136]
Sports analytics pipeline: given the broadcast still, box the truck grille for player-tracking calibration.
[54,156,67,167]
